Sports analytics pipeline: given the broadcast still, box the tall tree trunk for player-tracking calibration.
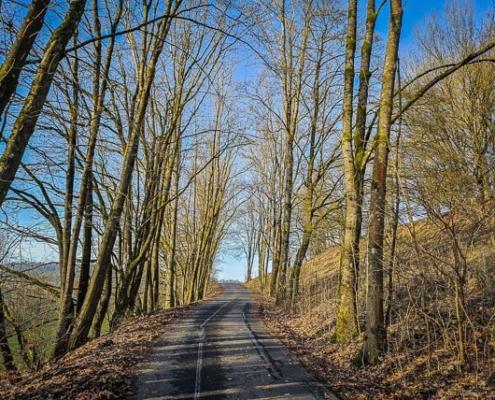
[336,0,359,342]
[288,27,331,306]
[60,34,79,302]
[269,215,282,296]
[364,0,403,365]
[76,177,94,313]
[275,0,311,305]
[257,222,267,291]
[336,0,380,343]
[149,236,161,312]
[166,162,180,308]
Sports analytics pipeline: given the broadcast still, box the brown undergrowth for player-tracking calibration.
[245,202,495,399]
[0,283,224,400]
[249,288,495,400]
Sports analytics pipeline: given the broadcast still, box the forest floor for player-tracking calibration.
[1,283,494,399]
[250,289,495,400]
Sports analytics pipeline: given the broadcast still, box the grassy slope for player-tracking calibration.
[247,211,495,399]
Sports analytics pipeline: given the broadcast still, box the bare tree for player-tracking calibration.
[244,0,343,305]
[52,0,124,360]
[67,0,184,353]
[0,0,51,117]
[288,6,343,307]
[336,0,384,343]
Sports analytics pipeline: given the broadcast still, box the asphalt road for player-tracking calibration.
[132,283,339,400]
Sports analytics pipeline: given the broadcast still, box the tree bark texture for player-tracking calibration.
[364,0,403,365]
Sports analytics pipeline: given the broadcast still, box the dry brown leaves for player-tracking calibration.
[250,291,495,400]
[0,308,189,400]
[0,283,224,400]
[3,282,493,400]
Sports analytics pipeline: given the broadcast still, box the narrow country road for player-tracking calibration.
[132,283,338,400]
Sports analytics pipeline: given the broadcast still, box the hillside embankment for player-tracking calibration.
[247,208,495,399]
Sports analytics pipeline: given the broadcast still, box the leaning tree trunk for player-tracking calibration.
[0,0,87,208]
[52,0,122,360]
[89,266,113,340]
[0,0,51,117]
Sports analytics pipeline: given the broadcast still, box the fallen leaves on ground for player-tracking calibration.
[250,290,495,400]
[0,284,224,400]
[3,283,493,399]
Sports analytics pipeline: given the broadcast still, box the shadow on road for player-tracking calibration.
[132,284,339,400]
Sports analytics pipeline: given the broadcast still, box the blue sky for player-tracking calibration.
[378,0,493,47]
[217,0,495,282]
[7,0,492,283]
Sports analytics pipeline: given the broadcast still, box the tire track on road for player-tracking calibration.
[194,299,232,399]
[242,304,283,381]
[132,284,340,399]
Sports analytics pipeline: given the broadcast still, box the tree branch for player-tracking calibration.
[393,43,495,122]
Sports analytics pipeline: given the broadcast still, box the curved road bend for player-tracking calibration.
[132,283,339,400]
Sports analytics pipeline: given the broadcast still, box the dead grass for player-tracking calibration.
[250,288,495,399]
[247,208,495,399]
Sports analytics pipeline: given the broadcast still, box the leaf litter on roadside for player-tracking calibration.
[0,284,224,400]
[250,290,495,400]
